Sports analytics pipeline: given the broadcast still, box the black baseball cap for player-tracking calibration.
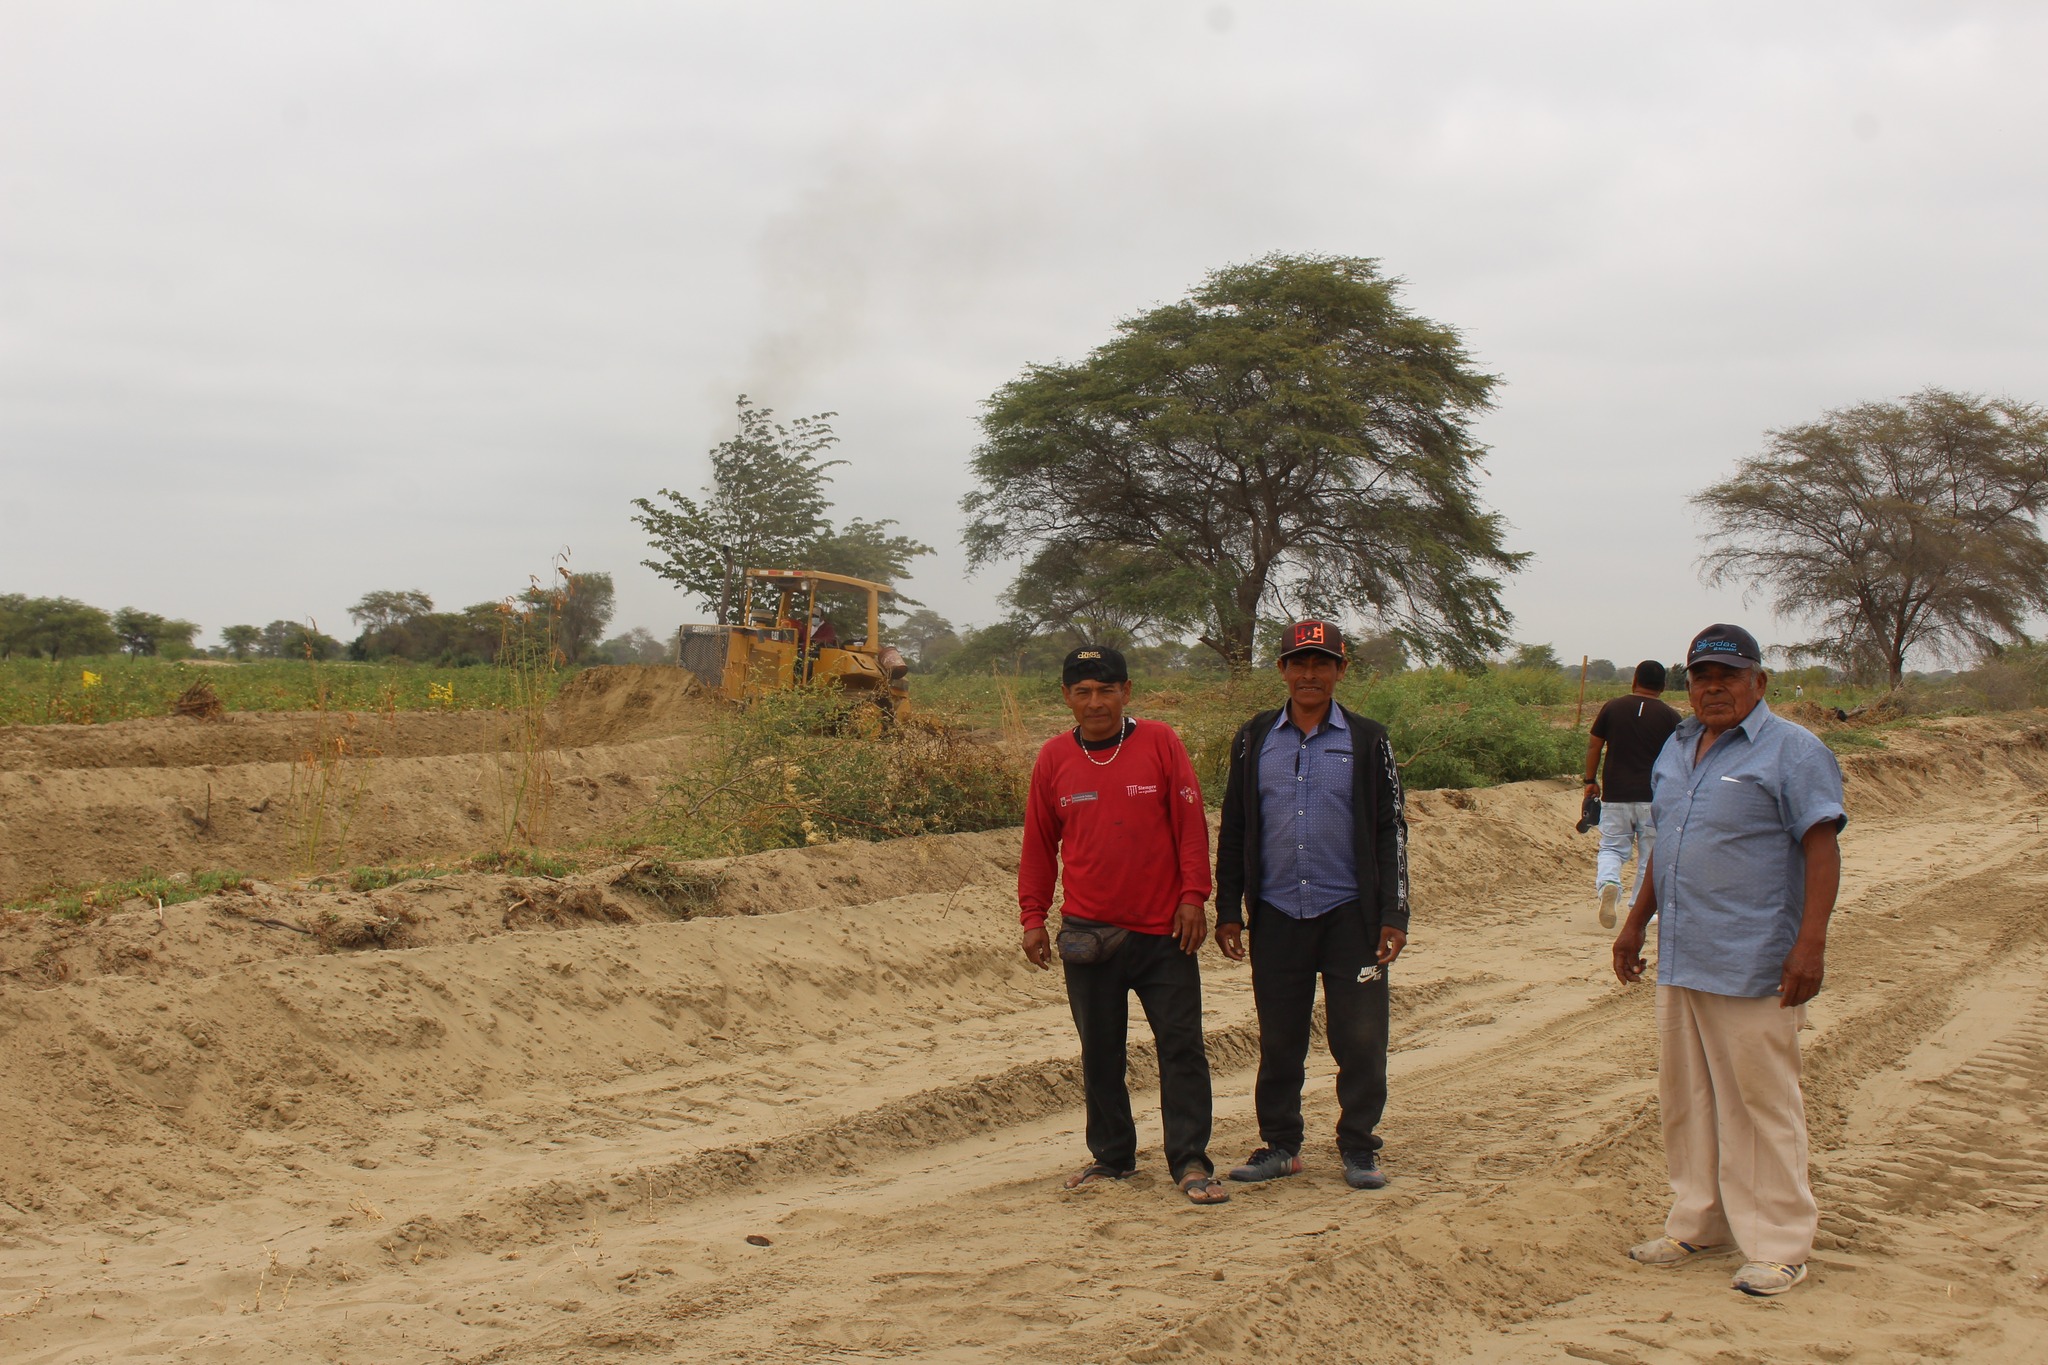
[1061,645,1129,686]
[1277,619,1347,661]
[1685,623,1763,670]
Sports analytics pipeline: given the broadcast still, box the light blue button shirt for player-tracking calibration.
[1257,704,1359,917]
[1649,700,1847,997]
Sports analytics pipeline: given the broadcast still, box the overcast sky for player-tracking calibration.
[5,1,2045,668]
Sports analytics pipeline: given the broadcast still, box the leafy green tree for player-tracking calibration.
[894,608,961,670]
[633,397,842,624]
[1507,642,1563,671]
[963,254,1524,671]
[520,571,616,662]
[0,596,120,659]
[111,607,201,658]
[256,620,342,660]
[220,624,261,660]
[348,590,434,634]
[595,627,669,665]
[1351,632,1411,677]
[1696,388,2048,687]
[1585,658,1618,683]
[805,519,933,613]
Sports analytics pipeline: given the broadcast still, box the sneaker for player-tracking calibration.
[1227,1146,1302,1182]
[1598,882,1621,929]
[1628,1236,1730,1266]
[1341,1149,1387,1190]
[1732,1261,1807,1296]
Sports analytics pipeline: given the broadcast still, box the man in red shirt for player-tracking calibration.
[1019,645,1227,1205]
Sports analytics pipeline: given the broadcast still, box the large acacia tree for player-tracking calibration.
[1695,388,2048,687]
[963,254,1524,669]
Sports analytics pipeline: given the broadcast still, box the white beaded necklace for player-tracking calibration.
[1079,718,1131,767]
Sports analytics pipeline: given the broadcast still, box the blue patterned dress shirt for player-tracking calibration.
[1257,704,1359,917]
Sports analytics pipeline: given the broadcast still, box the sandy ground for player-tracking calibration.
[0,710,2044,1361]
[0,667,714,900]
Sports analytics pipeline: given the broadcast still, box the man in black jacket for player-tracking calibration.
[1216,619,1409,1190]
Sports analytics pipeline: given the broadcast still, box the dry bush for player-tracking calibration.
[640,684,1028,857]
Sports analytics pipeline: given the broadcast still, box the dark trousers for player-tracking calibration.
[1063,929,1214,1178]
[1250,902,1390,1156]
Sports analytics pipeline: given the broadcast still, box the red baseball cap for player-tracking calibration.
[1278,619,1346,661]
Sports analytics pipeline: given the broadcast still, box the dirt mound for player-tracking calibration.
[0,666,725,899]
[1773,697,1844,728]
[0,827,1024,989]
[0,734,698,901]
[548,664,711,747]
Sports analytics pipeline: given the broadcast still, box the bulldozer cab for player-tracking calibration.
[676,569,910,712]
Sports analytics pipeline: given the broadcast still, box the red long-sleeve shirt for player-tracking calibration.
[1017,719,1213,933]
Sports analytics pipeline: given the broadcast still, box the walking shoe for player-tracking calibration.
[1227,1146,1302,1182]
[1341,1149,1387,1189]
[1628,1236,1730,1266]
[1598,882,1621,929]
[1732,1261,1807,1296]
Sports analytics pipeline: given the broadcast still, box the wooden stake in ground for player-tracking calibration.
[1575,655,1589,728]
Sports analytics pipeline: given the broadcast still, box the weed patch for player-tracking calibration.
[610,858,724,918]
[8,868,251,921]
[467,848,576,879]
[345,865,452,893]
[639,684,1027,857]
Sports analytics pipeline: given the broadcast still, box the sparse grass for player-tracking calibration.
[7,868,251,921]
[0,655,577,726]
[344,864,454,893]
[1822,728,1889,752]
[466,848,577,879]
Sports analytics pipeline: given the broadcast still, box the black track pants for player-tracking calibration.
[1249,903,1390,1156]
[1063,929,1214,1178]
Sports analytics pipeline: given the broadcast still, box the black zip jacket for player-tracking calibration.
[1215,704,1410,933]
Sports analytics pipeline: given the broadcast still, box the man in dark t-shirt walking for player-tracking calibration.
[1584,660,1682,927]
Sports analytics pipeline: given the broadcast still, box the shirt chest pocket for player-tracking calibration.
[1702,776,1780,834]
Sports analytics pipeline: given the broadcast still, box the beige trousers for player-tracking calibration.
[1656,984,1817,1265]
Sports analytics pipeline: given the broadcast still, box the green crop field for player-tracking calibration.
[0,655,574,727]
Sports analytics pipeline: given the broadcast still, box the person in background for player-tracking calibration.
[1017,646,1228,1205]
[1613,623,1845,1298]
[1214,620,1409,1193]
[1584,661,1683,928]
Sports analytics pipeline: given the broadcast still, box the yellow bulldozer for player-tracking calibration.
[674,568,910,717]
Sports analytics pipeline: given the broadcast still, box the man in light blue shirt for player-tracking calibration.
[1612,624,1845,1298]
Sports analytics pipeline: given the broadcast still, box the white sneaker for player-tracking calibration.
[1598,883,1621,929]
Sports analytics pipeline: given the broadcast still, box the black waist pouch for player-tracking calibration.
[1056,914,1130,966]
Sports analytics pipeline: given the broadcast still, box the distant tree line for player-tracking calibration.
[342,573,617,666]
[1,596,201,660]
[1,572,651,667]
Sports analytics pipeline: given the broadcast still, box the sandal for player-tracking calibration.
[1177,1171,1231,1205]
[1064,1162,1135,1190]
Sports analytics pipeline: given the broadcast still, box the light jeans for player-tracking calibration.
[1597,800,1655,901]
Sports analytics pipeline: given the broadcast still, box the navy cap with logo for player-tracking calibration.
[1685,623,1763,670]
[1277,619,1347,661]
[1061,645,1129,687]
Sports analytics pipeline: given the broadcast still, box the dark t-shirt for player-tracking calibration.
[1590,694,1683,803]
